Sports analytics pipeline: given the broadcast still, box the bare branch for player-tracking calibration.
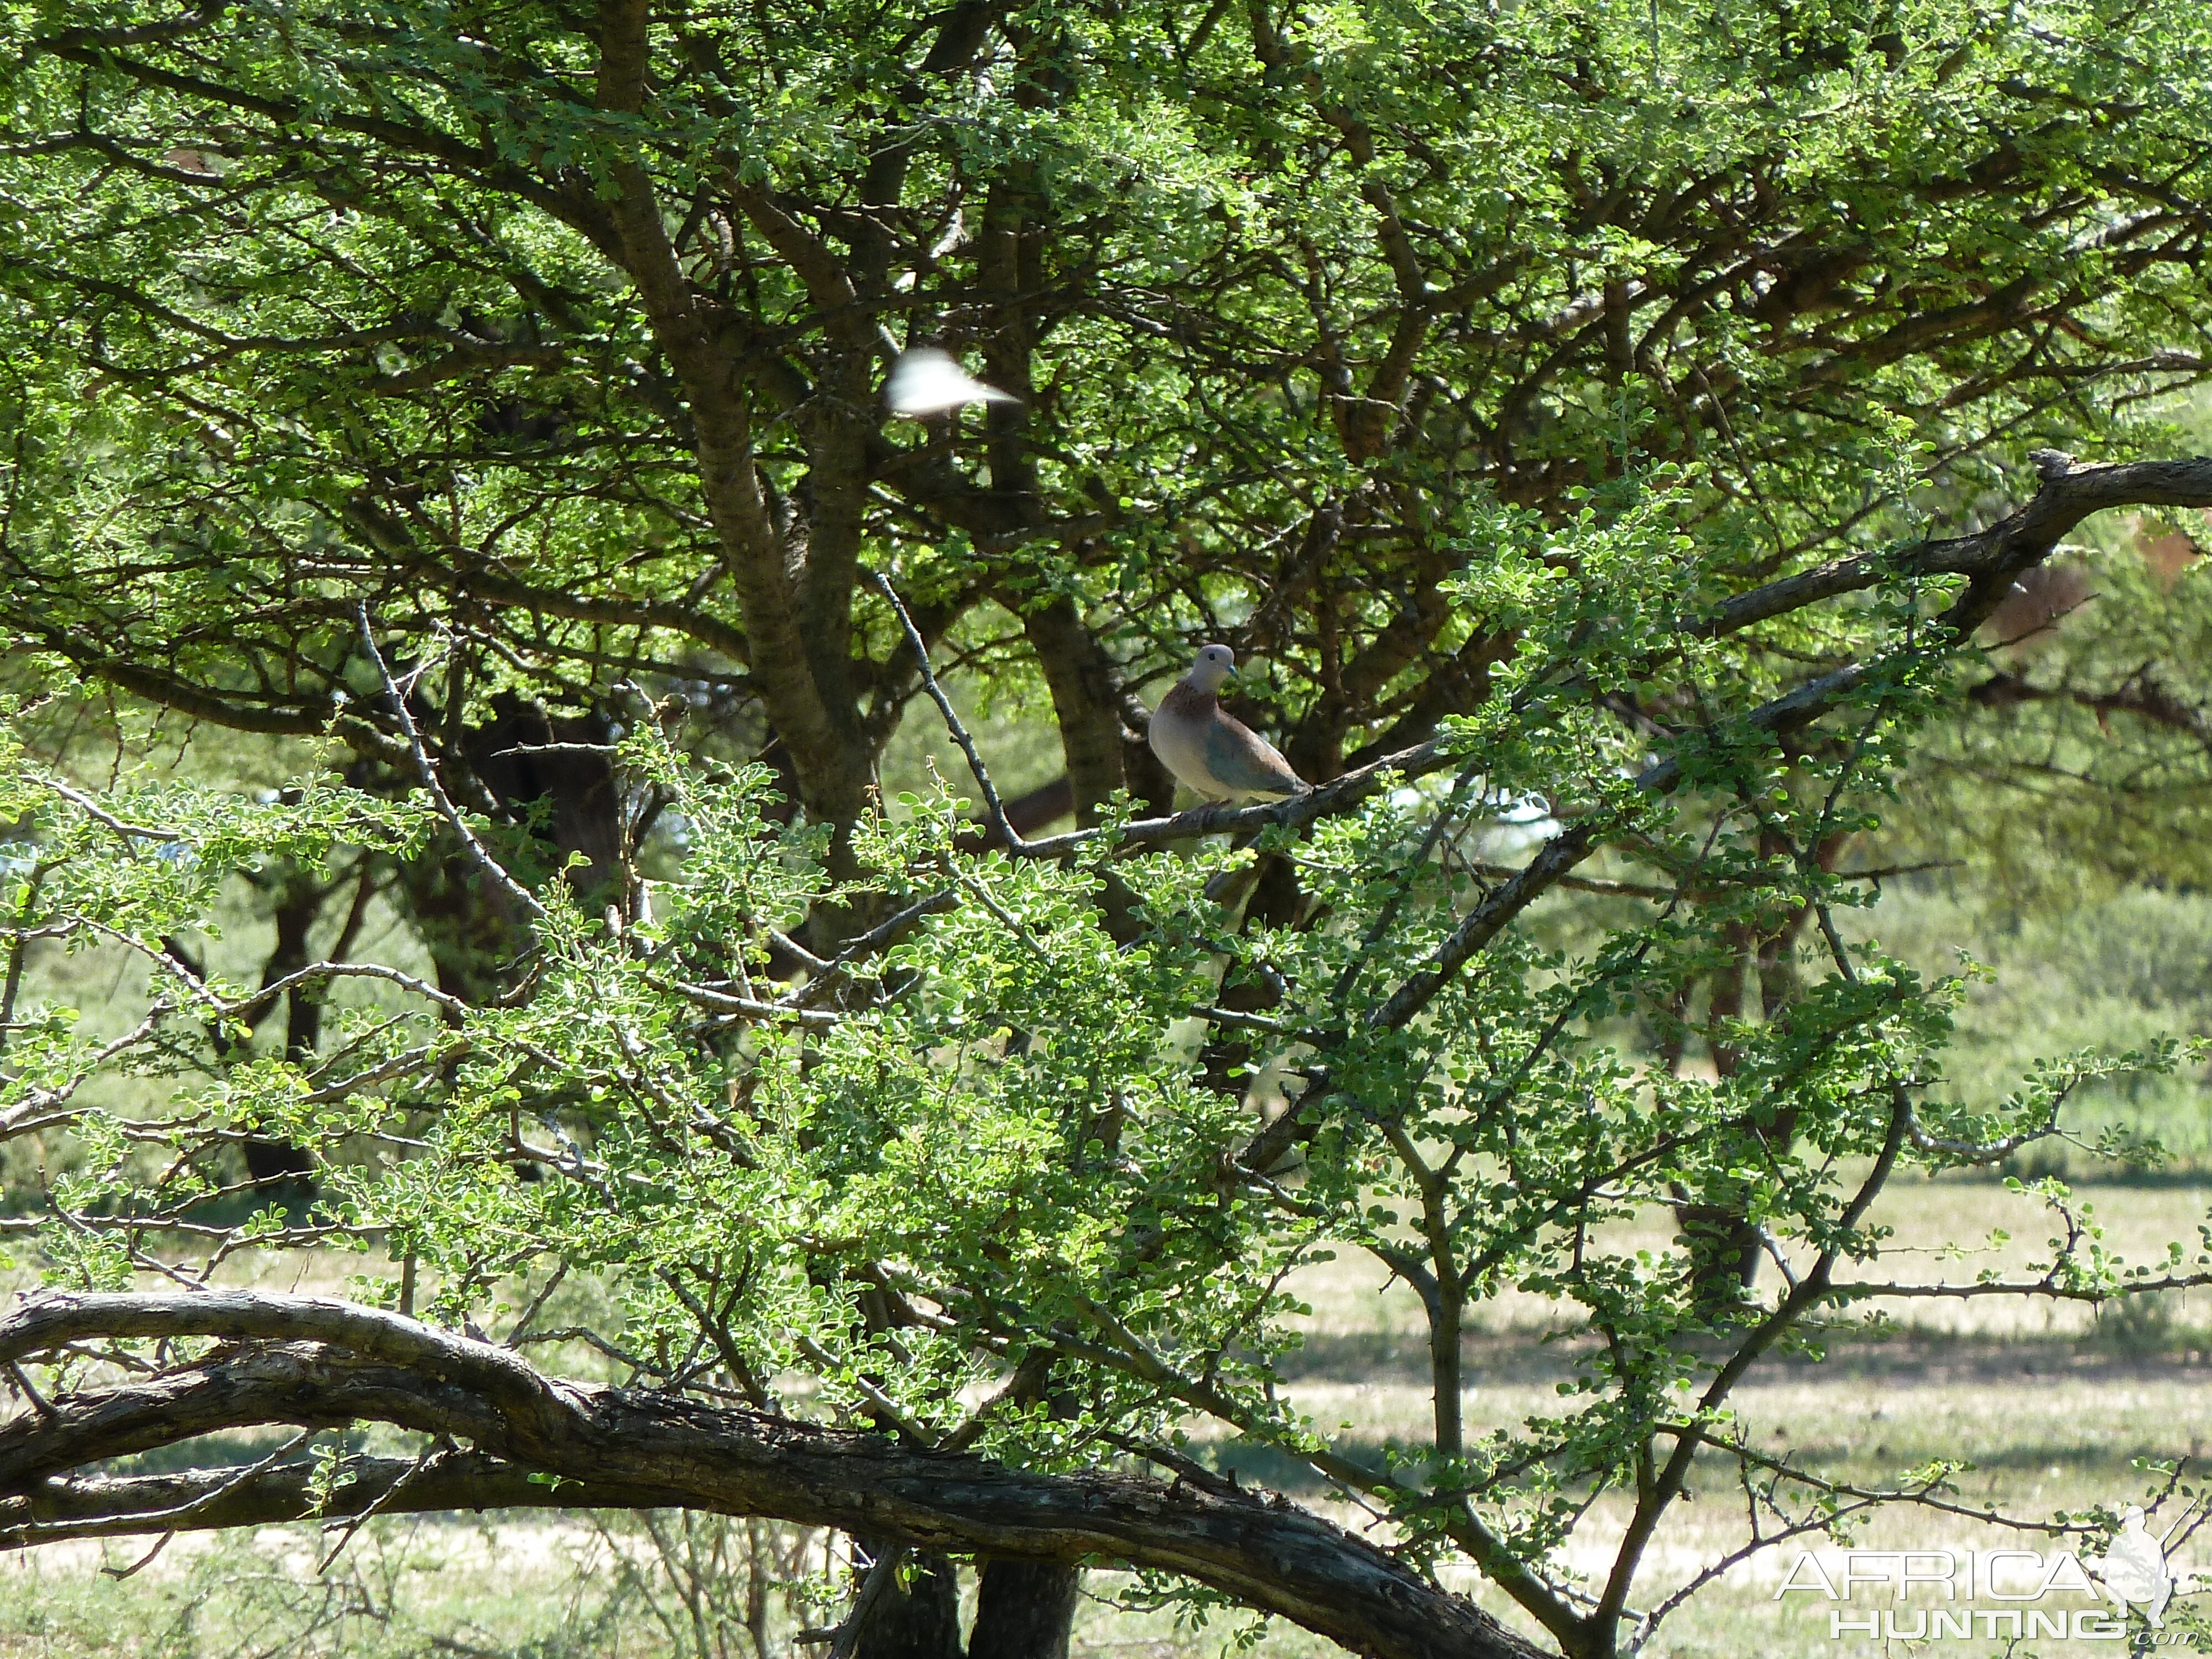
[0,1291,1545,1659]
[869,570,1027,852]
[357,608,547,923]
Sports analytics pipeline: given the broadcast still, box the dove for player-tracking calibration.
[1147,644,1312,804]
[883,347,1019,418]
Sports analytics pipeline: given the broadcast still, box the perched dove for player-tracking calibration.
[1147,644,1312,804]
[883,347,1019,418]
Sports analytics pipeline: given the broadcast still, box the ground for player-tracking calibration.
[8,722,2212,1656]
[6,1170,2210,1657]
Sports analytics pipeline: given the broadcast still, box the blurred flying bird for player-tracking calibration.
[1147,644,1312,804]
[884,347,1019,418]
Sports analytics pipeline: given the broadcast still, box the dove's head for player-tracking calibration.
[2124,1507,2148,1531]
[1186,643,1237,693]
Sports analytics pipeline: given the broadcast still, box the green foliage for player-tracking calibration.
[7,0,2212,1652]
[2,0,2210,749]
[10,473,2212,1652]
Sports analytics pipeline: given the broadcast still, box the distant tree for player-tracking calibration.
[10,456,2212,1659]
[6,2,2212,1656]
[1886,497,2212,908]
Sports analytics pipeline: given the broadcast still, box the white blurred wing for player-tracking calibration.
[884,347,1019,417]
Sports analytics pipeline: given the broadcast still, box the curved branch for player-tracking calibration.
[1700,453,2212,638]
[3,1453,684,1546]
[0,1291,1548,1659]
[1232,455,2212,1188]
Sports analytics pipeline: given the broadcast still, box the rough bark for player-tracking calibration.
[967,1559,1083,1659]
[857,1551,966,1659]
[0,1291,1551,1659]
[1020,593,1129,828]
[465,694,625,900]
[1698,453,2212,637]
[241,869,324,1186]
[592,0,870,856]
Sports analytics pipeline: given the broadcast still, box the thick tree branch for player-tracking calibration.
[1232,455,2212,1218]
[586,1,861,833]
[0,1291,1547,1659]
[2,1453,685,1546]
[1029,455,2212,874]
[1700,454,2212,638]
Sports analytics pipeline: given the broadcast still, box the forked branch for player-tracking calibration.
[0,1291,1547,1659]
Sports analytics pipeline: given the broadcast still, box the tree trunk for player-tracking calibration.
[396,695,629,1002]
[968,1559,1082,1659]
[1020,593,1128,828]
[855,1550,964,1659]
[239,868,322,1189]
[0,1290,1551,1659]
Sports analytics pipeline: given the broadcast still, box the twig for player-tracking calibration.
[502,1262,570,1349]
[791,1330,937,1445]
[664,979,842,1027]
[5,1359,56,1418]
[357,606,546,922]
[869,570,1028,853]
[11,1428,317,1547]
[101,1531,174,1579]
[808,1545,910,1658]
[41,778,181,844]
[1467,860,1674,900]
[787,888,959,1008]
[316,1439,445,1571]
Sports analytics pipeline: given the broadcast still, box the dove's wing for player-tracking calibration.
[1203,713,1309,799]
[884,347,1019,417]
[1149,681,1311,801]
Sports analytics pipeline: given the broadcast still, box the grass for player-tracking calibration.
[12,1176,2212,1657]
[1841,881,2212,1175]
[1246,1188,2212,1656]
[11,864,2212,1654]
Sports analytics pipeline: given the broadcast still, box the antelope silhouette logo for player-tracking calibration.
[2093,1501,2204,1629]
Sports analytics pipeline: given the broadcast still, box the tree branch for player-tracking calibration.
[1699,454,2212,639]
[0,1291,1548,1659]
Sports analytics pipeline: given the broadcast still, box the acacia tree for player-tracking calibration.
[9,458,2212,1659]
[7,1,2212,1656]
[7,0,2212,861]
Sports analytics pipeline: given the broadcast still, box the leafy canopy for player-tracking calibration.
[6,1,2212,1655]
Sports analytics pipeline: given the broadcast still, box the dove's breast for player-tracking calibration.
[1148,690,1218,795]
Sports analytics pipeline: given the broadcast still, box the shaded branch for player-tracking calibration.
[1699,454,2212,638]
[0,1291,1547,1659]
